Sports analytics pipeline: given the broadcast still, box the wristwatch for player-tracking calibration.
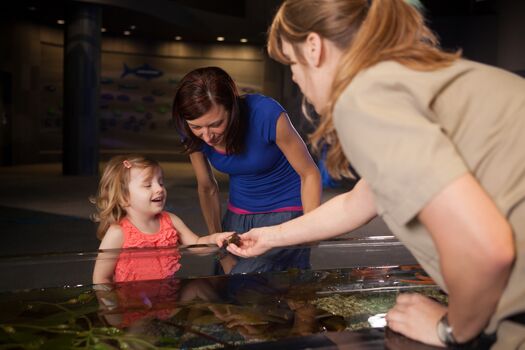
[437,313,459,346]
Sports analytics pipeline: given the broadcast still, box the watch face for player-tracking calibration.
[437,318,448,344]
[437,314,456,345]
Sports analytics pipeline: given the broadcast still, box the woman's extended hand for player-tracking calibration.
[226,227,275,258]
[386,292,447,347]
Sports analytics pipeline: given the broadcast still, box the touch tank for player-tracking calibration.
[0,236,468,349]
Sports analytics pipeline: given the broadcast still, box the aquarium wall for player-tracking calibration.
[0,236,417,292]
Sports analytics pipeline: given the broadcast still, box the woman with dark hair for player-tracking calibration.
[226,0,525,347]
[172,66,321,274]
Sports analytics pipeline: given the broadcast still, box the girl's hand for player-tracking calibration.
[386,293,447,347]
[226,227,274,257]
[214,232,237,247]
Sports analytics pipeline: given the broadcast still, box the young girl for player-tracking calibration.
[92,154,221,284]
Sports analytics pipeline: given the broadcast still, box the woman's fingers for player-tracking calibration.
[227,241,254,257]
[385,293,446,347]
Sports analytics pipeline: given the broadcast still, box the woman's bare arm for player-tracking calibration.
[189,152,222,233]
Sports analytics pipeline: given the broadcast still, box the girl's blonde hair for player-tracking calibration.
[91,154,161,239]
[268,0,461,179]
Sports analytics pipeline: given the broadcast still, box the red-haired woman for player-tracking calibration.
[226,0,525,347]
[172,66,321,274]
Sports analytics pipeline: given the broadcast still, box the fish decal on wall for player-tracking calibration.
[142,96,155,103]
[121,63,163,80]
[157,105,169,114]
[151,89,165,96]
[101,93,115,100]
[118,83,139,90]
[101,77,114,85]
[117,94,131,102]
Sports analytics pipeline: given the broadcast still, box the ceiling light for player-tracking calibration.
[27,6,36,11]
[217,36,225,42]
[240,38,248,43]
[174,36,182,41]
[130,25,136,30]
[101,28,107,33]
[123,30,131,36]
[57,19,65,25]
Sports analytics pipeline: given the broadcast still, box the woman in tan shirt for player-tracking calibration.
[226,0,525,347]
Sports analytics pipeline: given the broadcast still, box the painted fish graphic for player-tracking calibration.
[121,63,163,80]
[142,96,155,103]
[118,83,139,90]
[101,77,114,85]
[101,93,114,100]
[151,89,165,96]
[117,94,131,102]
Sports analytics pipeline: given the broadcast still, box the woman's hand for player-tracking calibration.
[226,227,275,258]
[386,293,447,347]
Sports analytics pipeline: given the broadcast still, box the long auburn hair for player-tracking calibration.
[172,66,246,155]
[268,0,461,179]
[90,154,161,239]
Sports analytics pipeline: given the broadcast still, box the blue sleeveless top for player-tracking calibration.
[201,94,302,213]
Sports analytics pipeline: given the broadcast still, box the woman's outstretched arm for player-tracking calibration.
[227,179,377,257]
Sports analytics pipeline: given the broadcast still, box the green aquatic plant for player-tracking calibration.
[0,290,177,350]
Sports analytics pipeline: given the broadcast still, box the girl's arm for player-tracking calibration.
[168,212,237,274]
[92,225,124,284]
[168,212,219,245]
[275,113,322,213]
[189,151,222,233]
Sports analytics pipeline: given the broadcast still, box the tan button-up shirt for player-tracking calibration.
[334,59,525,333]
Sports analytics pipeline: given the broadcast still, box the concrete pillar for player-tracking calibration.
[62,3,101,175]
